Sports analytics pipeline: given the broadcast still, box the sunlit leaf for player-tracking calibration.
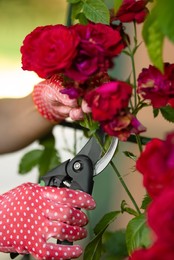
[155,0,174,43]
[71,1,83,20]
[143,9,164,72]
[126,214,152,255]
[83,0,110,24]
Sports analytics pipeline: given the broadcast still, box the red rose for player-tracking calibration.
[21,25,79,79]
[102,113,146,141]
[65,23,125,81]
[85,81,132,121]
[112,0,149,24]
[137,63,174,108]
[130,241,174,260]
[136,132,174,198]
[148,188,174,243]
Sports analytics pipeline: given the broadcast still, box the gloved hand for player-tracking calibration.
[0,182,96,259]
[32,74,84,122]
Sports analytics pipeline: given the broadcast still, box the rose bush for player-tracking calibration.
[19,0,174,259]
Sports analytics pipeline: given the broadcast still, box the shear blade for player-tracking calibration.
[94,137,118,176]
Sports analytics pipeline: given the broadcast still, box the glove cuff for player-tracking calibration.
[32,75,64,123]
[32,81,56,122]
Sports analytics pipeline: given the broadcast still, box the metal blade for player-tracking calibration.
[94,137,118,176]
[77,134,105,166]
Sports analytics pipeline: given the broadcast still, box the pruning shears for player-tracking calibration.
[10,133,118,259]
[42,133,118,194]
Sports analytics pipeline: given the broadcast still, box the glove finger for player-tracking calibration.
[43,221,87,241]
[52,105,71,117]
[42,187,96,209]
[69,108,84,121]
[81,99,92,113]
[43,204,88,226]
[31,243,82,260]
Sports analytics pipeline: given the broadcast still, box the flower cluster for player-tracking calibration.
[131,132,174,258]
[111,0,149,24]
[85,81,146,141]
[138,63,174,108]
[21,23,125,81]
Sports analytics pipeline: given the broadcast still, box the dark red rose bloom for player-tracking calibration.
[137,63,174,108]
[130,241,174,260]
[21,25,79,79]
[84,81,132,121]
[136,132,174,198]
[148,188,174,243]
[102,112,146,141]
[65,23,125,81]
[111,0,149,24]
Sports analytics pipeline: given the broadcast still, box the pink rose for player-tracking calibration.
[137,63,174,108]
[111,0,149,24]
[21,25,79,79]
[136,132,174,198]
[84,81,132,121]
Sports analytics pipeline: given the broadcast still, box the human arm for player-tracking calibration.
[0,94,54,154]
[0,75,84,154]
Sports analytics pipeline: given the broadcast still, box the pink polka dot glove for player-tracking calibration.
[32,74,84,123]
[0,182,96,259]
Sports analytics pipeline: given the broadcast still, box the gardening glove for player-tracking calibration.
[0,182,96,260]
[32,74,84,122]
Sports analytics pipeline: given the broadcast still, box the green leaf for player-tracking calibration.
[38,148,60,178]
[153,108,159,118]
[76,12,88,24]
[94,211,120,235]
[102,230,128,258]
[141,194,152,210]
[83,0,110,24]
[126,214,152,255]
[155,0,174,43]
[142,9,164,72]
[71,1,84,20]
[84,232,103,260]
[114,0,123,14]
[19,149,43,174]
[121,200,139,217]
[160,105,174,123]
[123,151,137,161]
[84,211,120,260]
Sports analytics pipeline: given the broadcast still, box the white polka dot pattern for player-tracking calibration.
[32,74,83,122]
[0,183,96,259]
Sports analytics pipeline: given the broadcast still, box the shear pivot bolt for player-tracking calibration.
[73,161,82,171]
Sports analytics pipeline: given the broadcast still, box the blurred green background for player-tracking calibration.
[0,0,68,64]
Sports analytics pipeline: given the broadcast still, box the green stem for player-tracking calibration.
[136,134,143,153]
[94,133,141,215]
[130,53,137,108]
[110,161,141,214]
